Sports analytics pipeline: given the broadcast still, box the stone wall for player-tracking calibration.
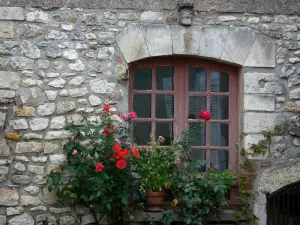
[0,3,299,225]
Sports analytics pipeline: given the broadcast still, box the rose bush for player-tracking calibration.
[45,106,140,225]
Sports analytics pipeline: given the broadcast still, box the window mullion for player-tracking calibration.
[206,68,212,162]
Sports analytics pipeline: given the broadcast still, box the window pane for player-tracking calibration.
[156,66,174,90]
[211,70,229,92]
[189,96,206,119]
[133,122,151,145]
[156,94,174,118]
[210,150,229,171]
[190,123,206,146]
[189,67,207,92]
[210,96,229,120]
[210,123,229,146]
[190,150,206,161]
[156,123,173,146]
[133,94,151,118]
[134,68,152,90]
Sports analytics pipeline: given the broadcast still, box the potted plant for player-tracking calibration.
[137,136,179,211]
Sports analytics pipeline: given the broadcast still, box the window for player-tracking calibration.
[129,57,238,173]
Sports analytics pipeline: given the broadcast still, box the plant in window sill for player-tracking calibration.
[45,105,142,225]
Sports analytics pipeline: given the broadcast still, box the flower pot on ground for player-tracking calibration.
[145,191,165,211]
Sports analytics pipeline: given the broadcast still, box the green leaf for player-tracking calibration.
[106,203,111,210]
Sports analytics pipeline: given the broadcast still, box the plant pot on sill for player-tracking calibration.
[145,191,165,212]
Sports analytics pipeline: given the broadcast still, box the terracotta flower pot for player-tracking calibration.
[145,192,165,211]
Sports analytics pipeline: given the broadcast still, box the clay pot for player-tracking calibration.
[145,192,165,211]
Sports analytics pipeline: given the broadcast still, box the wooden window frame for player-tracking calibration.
[129,57,239,175]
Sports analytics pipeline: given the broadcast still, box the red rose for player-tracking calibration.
[116,159,127,169]
[104,105,110,111]
[131,147,140,159]
[112,148,130,160]
[113,143,122,152]
[95,163,104,172]
[199,110,211,121]
[72,149,78,157]
[104,125,114,136]
[128,111,137,119]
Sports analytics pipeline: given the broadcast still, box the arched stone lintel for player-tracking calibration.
[116,24,275,68]
[258,158,300,195]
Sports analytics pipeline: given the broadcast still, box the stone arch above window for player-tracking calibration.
[116,24,275,68]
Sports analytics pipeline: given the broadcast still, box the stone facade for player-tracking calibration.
[0,1,298,225]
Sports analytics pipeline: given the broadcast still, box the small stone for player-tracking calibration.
[26,10,48,23]
[36,214,56,225]
[49,207,71,214]
[0,112,5,130]
[43,187,58,204]
[247,17,259,23]
[17,24,44,38]
[289,88,300,99]
[45,131,72,140]
[44,143,60,154]
[15,142,42,154]
[283,25,298,32]
[48,78,66,89]
[81,13,102,25]
[275,15,288,23]
[45,47,62,58]
[69,87,88,97]
[63,50,78,60]
[32,156,47,163]
[0,71,20,90]
[90,79,116,94]
[8,213,34,225]
[37,103,55,116]
[88,95,102,106]
[262,16,272,22]
[0,166,8,182]
[67,114,83,125]
[9,119,28,130]
[33,175,46,185]
[50,154,67,165]
[118,12,138,20]
[15,156,29,162]
[11,175,31,185]
[0,40,18,55]
[69,76,84,87]
[24,133,43,140]
[59,89,69,96]
[218,15,239,21]
[13,106,35,117]
[20,195,41,206]
[0,189,19,206]
[50,116,66,130]
[289,58,300,64]
[98,47,114,60]
[24,186,39,195]
[10,57,34,70]
[45,90,58,101]
[78,98,88,104]
[46,29,68,40]
[69,60,85,71]
[0,90,15,99]
[59,216,75,225]
[61,24,74,31]
[281,64,296,78]
[38,60,51,69]
[56,100,76,114]
[20,40,40,59]
[58,41,70,49]
[0,22,13,38]
[29,118,49,131]
[6,207,25,216]
[28,165,45,175]
[30,206,46,212]
[14,162,26,172]
[0,57,9,69]
[46,164,61,174]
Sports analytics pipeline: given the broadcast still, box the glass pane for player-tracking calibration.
[156,66,174,90]
[210,96,229,120]
[211,70,229,92]
[134,68,152,90]
[210,123,229,146]
[156,94,174,119]
[189,67,207,92]
[133,94,151,118]
[133,122,151,145]
[190,150,206,161]
[156,123,173,146]
[190,123,206,146]
[189,96,206,119]
[210,150,229,171]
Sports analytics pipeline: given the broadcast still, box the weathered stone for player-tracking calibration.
[0,40,18,55]
[33,175,46,185]
[24,186,39,195]
[37,103,56,116]
[0,90,15,99]
[15,142,42,154]
[0,215,6,225]
[67,114,83,125]
[289,116,300,137]
[45,47,62,58]
[46,164,61,174]
[12,175,32,185]
[6,207,25,216]
[69,87,88,97]
[24,133,43,140]
[10,57,34,70]
[81,13,102,25]
[0,189,19,206]
[29,206,46,212]
[61,24,74,31]
[90,79,116,94]
[26,10,48,23]
[0,166,8,182]
[288,78,300,88]
[43,186,58,204]
[289,88,300,100]
[49,207,71,214]
[37,60,51,70]
[13,106,35,117]
[17,24,44,38]
[45,131,72,140]
[45,90,58,101]
[285,101,300,112]
[287,42,300,50]
[32,156,47,163]
[62,49,78,60]
[98,47,115,60]
[49,154,67,165]
[0,112,5,130]
[28,165,45,175]
[270,144,287,158]
[15,156,29,162]
[289,57,300,64]
[56,100,76,114]
[69,60,85,71]
[50,116,65,129]
[14,162,25,172]
[119,12,138,20]
[8,213,34,225]
[0,7,25,20]
[59,215,75,225]
[36,214,57,225]
[20,40,40,59]
[141,11,163,21]
[98,31,114,39]
[0,57,9,69]
[9,119,28,130]
[81,214,95,225]
[0,71,20,89]
[20,195,41,206]
[59,89,69,97]
[69,76,84,87]
[88,95,102,106]
[48,78,66,88]
[44,143,60,154]
[0,22,14,38]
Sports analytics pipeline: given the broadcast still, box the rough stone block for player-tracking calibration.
[0,7,25,20]
[0,71,20,89]
[244,95,275,111]
[13,106,35,117]
[0,22,14,38]
[0,189,19,206]
[8,213,34,225]
[244,134,268,160]
[141,11,163,21]
[0,139,10,156]
[0,112,6,129]
[15,142,42,153]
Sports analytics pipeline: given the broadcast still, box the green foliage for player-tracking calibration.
[45,109,141,225]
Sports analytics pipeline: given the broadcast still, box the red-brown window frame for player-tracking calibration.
[129,57,239,175]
